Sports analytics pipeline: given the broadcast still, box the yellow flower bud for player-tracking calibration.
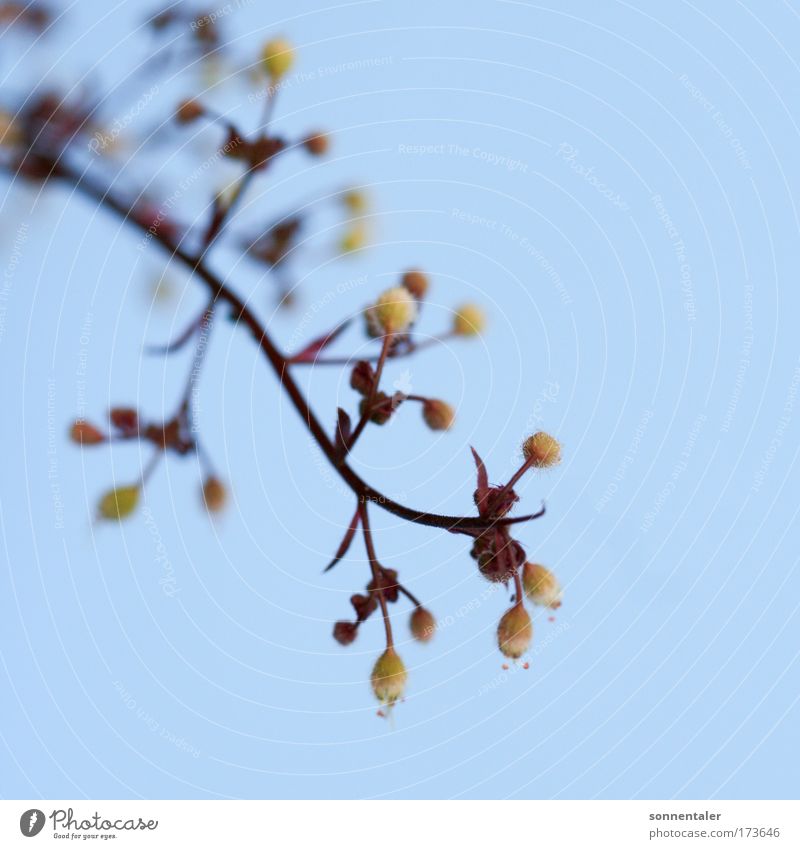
[371,648,407,706]
[340,224,368,254]
[453,303,486,336]
[521,431,561,468]
[422,399,455,431]
[261,37,294,80]
[370,286,417,335]
[497,603,532,659]
[522,562,562,609]
[409,607,436,643]
[98,485,139,521]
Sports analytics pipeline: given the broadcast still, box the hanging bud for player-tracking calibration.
[261,37,294,80]
[202,477,227,513]
[350,360,375,395]
[401,269,429,299]
[453,303,486,336]
[422,399,455,431]
[522,562,562,609]
[368,286,418,335]
[371,647,407,706]
[521,431,561,468]
[410,607,436,643]
[497,603,532,659]
[303,131,329,156]
[69,420,105,445]
[98,485,139,521]
[333,621,358,646]
[175,98,205,125]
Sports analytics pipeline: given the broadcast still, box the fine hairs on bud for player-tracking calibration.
[522,431,561,468]
[371,647,407,706]
[497,603,532,659]
[522,562,562,609]
[453,303,486,336]
[368,286,418,335]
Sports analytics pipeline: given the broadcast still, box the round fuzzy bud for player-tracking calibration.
[340,225,367,254]
[303,131,329,156]
[371,286,418,335]
[453,303,486,336]
[521,431,561,468]
[341,188,368,214]
[69,420,105,445]
[261,38,294,79]
[497,603,532,659]
[371,647,407,706]
[202,477,227,513]
[401,269,429,299]
[410,607,436,643]
[422,399,455,431]
[98,485,139,521]
[333,620,358,646]
[522,562,562,609]
[175,98,204,125]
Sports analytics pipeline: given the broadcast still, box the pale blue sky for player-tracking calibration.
[1,0,799,799]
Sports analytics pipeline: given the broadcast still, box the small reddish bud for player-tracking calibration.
[109,407,139,432]
[98,485,139,521]
[522,562,562,609]
[410,607,436,643]
[453,303,486,336]
[371,647,407,707]
[521,431,561,468]
[202,477,227,513]
[333,620,358,646]
[497,603,532,659]
[401,269,429,299]
[422,399,455,431]
[303,131,329,156]
[350,360,375,395]
[175,98,205,125]
[70,420,105,445]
